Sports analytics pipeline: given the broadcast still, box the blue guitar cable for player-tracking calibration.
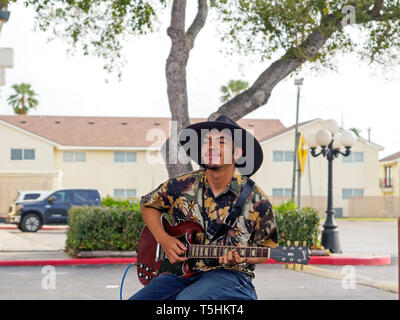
[120,263,137,300]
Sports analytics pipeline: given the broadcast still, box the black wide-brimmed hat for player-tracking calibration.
[178,115,263,177]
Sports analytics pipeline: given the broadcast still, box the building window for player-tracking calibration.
[272,188,292,197]
[114,152,137,163]
[384,166,392,187]
[342,188,364,200]
[114,189,137,199]
[273,151,294,162]
[343,152,364,163]
[11,149,35,160]
[63,151,86,162]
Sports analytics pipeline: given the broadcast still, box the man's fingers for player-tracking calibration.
[175,239,187,252]
[234,251,243,263]
[227,250,233,262]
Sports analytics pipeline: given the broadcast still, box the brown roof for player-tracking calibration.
[380,151,400,162]
[0,115,285,148]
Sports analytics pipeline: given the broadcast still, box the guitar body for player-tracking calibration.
[137,217,203,286]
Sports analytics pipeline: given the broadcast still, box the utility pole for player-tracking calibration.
[291,78,304,203]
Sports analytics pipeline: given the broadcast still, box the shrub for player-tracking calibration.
[65,205,144,256]
[102,196,140,210]
[273,201,321,248]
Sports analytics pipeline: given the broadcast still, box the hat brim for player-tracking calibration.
[178,121,263,177]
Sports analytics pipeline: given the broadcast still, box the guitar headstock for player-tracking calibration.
[270,241,310,265]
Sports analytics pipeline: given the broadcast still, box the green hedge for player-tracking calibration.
[65,201,144,256]
[273,201,321,248]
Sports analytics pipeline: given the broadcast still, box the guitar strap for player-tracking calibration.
[209,178,255,244]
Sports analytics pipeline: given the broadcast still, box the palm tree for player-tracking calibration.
[349,127,362,137]
[220,80,249,103]
[7,83,39,115]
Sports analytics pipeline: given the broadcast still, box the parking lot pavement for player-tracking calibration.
[0,225,66,251]
[0,263,397,300]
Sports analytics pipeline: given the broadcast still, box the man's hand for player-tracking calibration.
[158,234,188,264]
[219,246,246,266]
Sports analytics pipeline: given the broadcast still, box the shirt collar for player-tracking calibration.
[200,168,243,198]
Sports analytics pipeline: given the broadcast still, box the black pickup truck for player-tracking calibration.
[6,189,101,232]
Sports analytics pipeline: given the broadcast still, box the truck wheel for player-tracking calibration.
[20,214,42,232]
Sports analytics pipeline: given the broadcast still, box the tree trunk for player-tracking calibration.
[164,0,208,178]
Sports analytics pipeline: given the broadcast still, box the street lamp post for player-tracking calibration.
[305,119,357,253]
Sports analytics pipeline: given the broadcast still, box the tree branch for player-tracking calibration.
[186,0,208,50]
[167,0,186,41]
[209,14,340,121]
[368,0,384,18]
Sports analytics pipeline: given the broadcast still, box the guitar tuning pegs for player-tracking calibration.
[294,241,299,247]
[287,240,291,246]
[302,241,307,247]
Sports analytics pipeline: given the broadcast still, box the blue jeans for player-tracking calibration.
[129,269,257,300]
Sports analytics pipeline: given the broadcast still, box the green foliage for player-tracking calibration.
[7,83,39,115]
[12,0,400,78]
[65,205,144,256]
[211,0,400,72]
[273,201,321,248]
[220,79,249,103]
[101,196,140,211]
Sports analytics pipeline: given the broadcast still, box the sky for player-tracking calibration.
[0,2,399,159]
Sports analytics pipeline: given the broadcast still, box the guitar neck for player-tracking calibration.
[186,244,270,259]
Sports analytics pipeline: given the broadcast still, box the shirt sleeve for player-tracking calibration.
[140,180,173,214]
[249,187,279,248]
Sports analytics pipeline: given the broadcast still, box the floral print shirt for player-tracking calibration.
[140,168,278,278]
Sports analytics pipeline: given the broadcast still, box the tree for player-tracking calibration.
[220,80,249,103]
[349,127,362,137]
[10,0,400,177]
[7,83,39,115]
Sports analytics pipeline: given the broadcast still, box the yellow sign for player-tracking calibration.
[298,133,307,175]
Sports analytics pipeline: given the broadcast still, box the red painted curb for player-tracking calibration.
[308,255,391,266]
[0,258,137,266]
[0,255,391,267]
[0,226,68,231]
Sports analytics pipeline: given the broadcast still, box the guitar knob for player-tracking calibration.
[139,273,145,277]
[282,258,286,262]
[297,259,302,263]
[139,264,145,269]
[289,258,293,263]
[145,266,152,272]
[145,276,152,281]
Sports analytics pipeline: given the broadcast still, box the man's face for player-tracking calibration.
[201,129,241,169]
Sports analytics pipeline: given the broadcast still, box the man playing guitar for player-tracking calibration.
[129,115,279,300]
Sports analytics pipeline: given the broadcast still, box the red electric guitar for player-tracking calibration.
[136,216,310,286]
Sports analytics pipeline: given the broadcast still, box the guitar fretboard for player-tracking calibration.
[186,245,270,259]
